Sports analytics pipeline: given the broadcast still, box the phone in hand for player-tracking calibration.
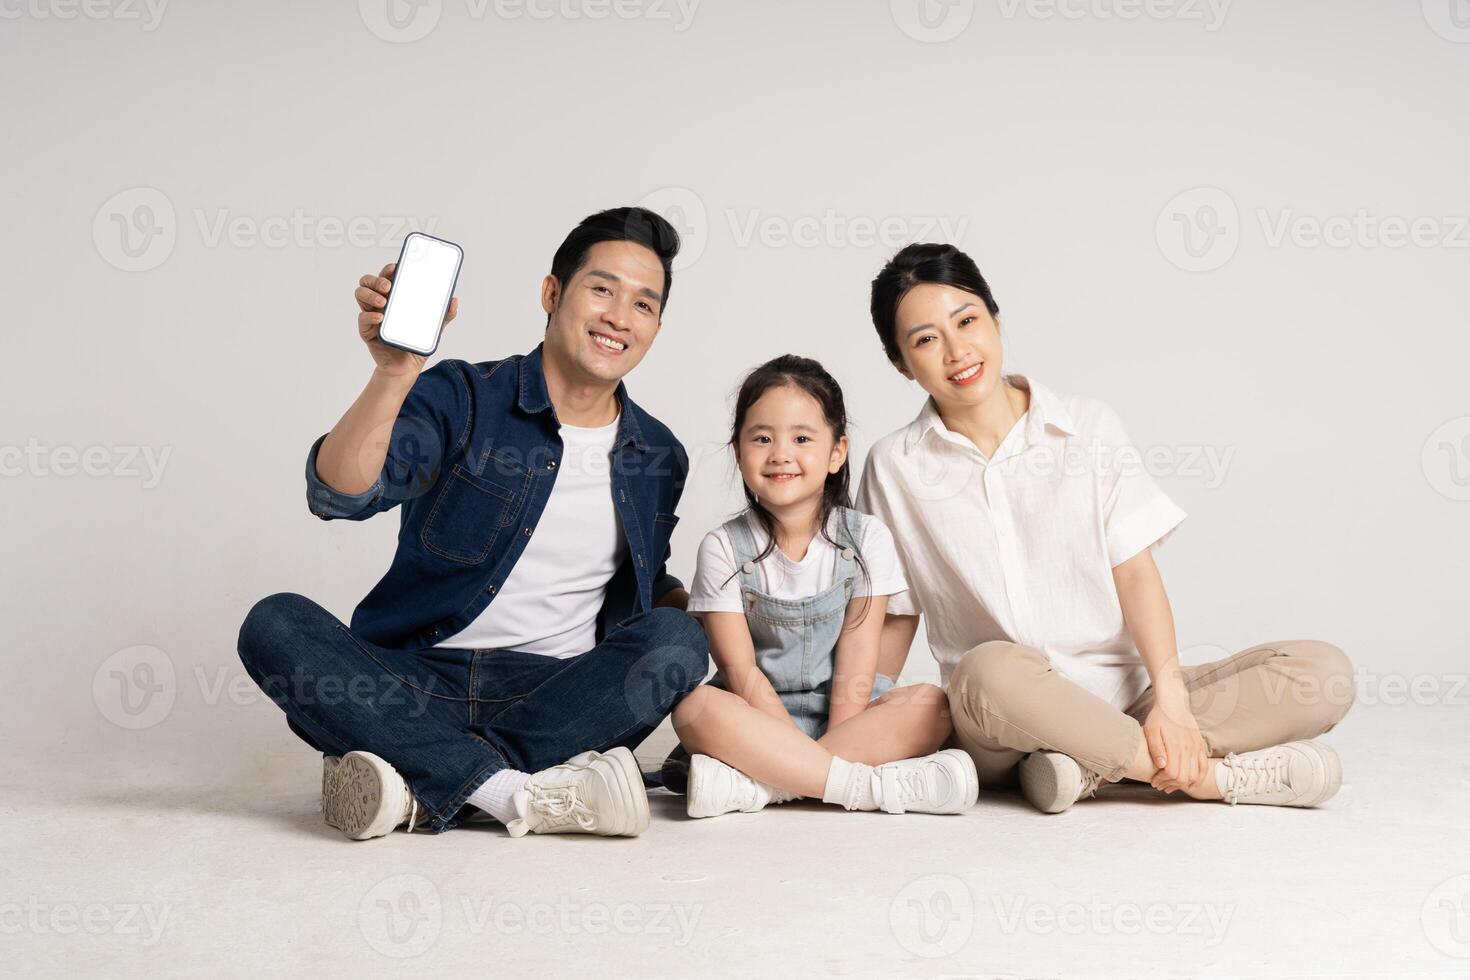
[377,232,463,356]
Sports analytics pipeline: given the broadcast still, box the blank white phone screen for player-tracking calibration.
[380,234,460,353]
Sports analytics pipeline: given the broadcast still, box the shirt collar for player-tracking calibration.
[902,373,1077,455]
[517,342,648,451]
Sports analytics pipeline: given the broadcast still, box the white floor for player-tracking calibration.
[7,702,1470,978]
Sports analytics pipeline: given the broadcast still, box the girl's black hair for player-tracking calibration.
[725,354,872,627]
[870,243,1001,363]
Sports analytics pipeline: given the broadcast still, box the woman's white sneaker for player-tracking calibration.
[322,751,423,840]
[1019,751,1102,814]
[505,746,650,838]
[1219,740,1342,807]
[872,749,979,814]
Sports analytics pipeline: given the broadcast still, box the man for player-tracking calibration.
[237,207,709,840]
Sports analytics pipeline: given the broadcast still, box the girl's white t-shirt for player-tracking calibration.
[688,509,909,615]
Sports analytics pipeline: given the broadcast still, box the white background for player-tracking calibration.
[3,1,1467,771]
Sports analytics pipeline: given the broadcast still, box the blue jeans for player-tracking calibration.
[237,592,709,832]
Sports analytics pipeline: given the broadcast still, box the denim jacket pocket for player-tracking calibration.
[420,463,522,565]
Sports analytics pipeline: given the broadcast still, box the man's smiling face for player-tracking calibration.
[542,239,666,385]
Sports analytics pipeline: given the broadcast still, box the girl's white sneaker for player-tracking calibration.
[872,749,979,814]
[686,754,781,818]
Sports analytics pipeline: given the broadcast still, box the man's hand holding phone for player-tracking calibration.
[355,261,459,380]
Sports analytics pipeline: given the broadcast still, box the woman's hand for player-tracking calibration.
[1142,695,1210,793]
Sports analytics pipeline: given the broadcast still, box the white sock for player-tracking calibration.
[467,769,531,825]
[821,757,877,811]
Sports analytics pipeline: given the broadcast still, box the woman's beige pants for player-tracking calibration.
[946,640,1356,784]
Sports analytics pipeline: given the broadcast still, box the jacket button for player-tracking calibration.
[546,460,557,470]
[524,527,533,537]
[487,584,497,595]
[428,627,440,639]
[741,561,756,574]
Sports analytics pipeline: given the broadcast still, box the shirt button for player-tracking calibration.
[741,561,756,574]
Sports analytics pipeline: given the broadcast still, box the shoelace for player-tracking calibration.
[403,793,419,834]
[732,772,761,812]
[1222,751,1287,806]
[531,787,597,831]
[894,768,930,807]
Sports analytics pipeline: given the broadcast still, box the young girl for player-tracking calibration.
[857,243,1356,813]
[667,355,980,818]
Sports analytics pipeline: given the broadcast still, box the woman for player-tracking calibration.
[855,243,1355,813]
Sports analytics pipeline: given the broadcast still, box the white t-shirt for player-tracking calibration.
[688,509,909,615]
[437,416,626,657]
[855,375,1187,709]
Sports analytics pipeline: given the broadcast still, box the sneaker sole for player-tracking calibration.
[1019,751,1080,814]
[937,748,981,813]
[601,746,651,836]
[1297,741,1343,807]
[323,752,406,840]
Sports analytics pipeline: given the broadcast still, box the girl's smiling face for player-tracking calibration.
[736,383,848,511]
[893,282,1006,410]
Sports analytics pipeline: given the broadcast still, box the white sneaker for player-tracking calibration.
[687,754,784,818]
[1220,740,1342,807]
[505,746,650,838]
[1019,751,1102,814]
[872,749,979,814]
[322,751,423,840]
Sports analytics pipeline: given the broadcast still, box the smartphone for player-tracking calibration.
[377,232,463,356]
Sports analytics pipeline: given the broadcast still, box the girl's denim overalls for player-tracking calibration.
[659,506,895,790]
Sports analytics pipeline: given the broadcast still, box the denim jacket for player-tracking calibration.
[304,343,687,650]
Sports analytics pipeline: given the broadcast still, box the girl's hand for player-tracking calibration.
[1142,698,1209,793]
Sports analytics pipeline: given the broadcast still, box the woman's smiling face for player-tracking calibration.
[892,282,1006,410]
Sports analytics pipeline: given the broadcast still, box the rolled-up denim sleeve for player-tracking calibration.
[305,433,385,520]
[304,360,472,522]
